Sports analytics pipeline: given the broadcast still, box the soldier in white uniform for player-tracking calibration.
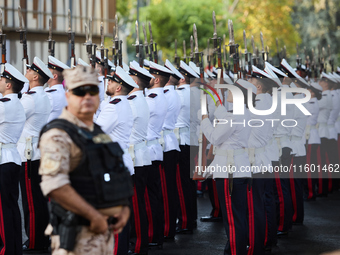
[144,61,171,248]
[94,51,106,103]
[161,59,183,240]
[247,65,278,255]
[176,61,199,234]
[17,57,53,252]
[0,63,28,255]
[303,82,322,201]
[317,73,333,196]
[128,61,154,255]
[45,56,69,122]
[200,79,253,255]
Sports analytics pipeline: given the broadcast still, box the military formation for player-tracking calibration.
[0,6,339,255]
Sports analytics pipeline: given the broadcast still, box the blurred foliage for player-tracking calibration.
[291,0,340,70]
[130,0,300,64]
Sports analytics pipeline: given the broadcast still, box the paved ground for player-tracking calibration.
[23,189,340,255]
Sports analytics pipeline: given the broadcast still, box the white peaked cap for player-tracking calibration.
[235,79,257,94]
[27,56,53,81]
[1,63,29,85]
[48,56,70,72]
[164,59,184,80]
[122,62,129,72]
[149,61,173,77]
[280,58,309,87]
[108,66,139,88]
[129,60,155,81]
[321,72,337,83]
[252,65,281,87]
[310,81,322,91]
[264,62,283,87]
[206,69,216,78]
[223,71,234,84]
[77,58,90,67]
[179,60,199,78]
[108,59,115,68]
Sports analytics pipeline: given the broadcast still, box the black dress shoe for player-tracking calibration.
[164,236,175,242]
[276,231,288,236]
[128,250,148,255]
[200,216,223,222]
[176,227,193,234]
[148,243,163,250]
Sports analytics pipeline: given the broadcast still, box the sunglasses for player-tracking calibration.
[71,85,99,97]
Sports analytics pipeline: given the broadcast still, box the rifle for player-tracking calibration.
[228,20,240,82]
[243,30,252,77]
[260,32,267,69]
[328,45,334,72]
[0,9,5,75]
[133,21,144,68]
[296,42,301,73]
[17,6,29,74]
[113,15,119,67]
[149,22,157,63]
[251,35,258,68]
[223,34,231,75]
[98,22,108,96]
[322,47,327,73]
[68,9,76,67]
[143,23,151,63]
[211,11,223,81]
[174,39,180,68]
[84,18,93,65]
[276,38,281,65]
[47,17,55,57]
[193,23,206,181]
[118,40,123,68]
[183,40,187,64]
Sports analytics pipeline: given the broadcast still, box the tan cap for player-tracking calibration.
[63,65,99,90]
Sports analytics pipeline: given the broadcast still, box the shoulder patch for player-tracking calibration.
[164,89,169,93]
[127,95,137,100]
[110,98,122,104]
[46,89,57,93]
[177,87,185,90]
[148,93,158,98]
[0,98,11,102]
[26,91,36,95]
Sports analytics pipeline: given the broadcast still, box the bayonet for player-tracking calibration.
[193,24,198,53]
[228,20,235,45]
[133,21,143,67]
[148,22,157,63]
[190,35,194,62]
[143,23,150,59]
[47,16,55,57]
[174,39,180,67]
[243,30,247,54]
[68,9,71,32]
[0,8,6,73]
[243,30,252,76]
[183,40,187,63]
[89,17,93,43]
[113,15,119,66]
[17,6,29,73]
[228,19,240,81]
[68,9,76,66]
[212,11,218,50]
[260,32,264,52]
[100,22,104,49]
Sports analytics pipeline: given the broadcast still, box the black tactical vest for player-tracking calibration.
[39,119,133,208]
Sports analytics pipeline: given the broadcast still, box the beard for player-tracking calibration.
[106,90,114,96]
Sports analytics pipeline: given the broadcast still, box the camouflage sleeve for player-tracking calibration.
[39,128,81,196]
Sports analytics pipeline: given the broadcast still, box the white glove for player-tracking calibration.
[202,166,213,178]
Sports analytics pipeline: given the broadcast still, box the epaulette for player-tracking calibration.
[46,89,57,93]
[148,93,158,98]
[164,89,169,93]
[309,101,315,104]
[0,98,11,102]
[127,95,137,100]
[26,91,36,95]
[322,94,327,96]
[228,110,233,113]
[177,87,185,90]
[110,98,122,104]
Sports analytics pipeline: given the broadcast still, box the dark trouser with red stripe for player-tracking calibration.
[304,144,321,200]
[216,178,248,255]
[247,178,266,255]
[190,147,199,222]
[274,147,293,232]
[319,138,331,195]
[264,172,277,248]
[20,160,49,250]
[161,150,179,238]
[114,199,132,255]
[176,145,197,231]
[145,160,164,245]
[206,179,222,217]
[0,163,22,255]
[130,166,149,254]
[290,156,306,224]
[326,138,339,192]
